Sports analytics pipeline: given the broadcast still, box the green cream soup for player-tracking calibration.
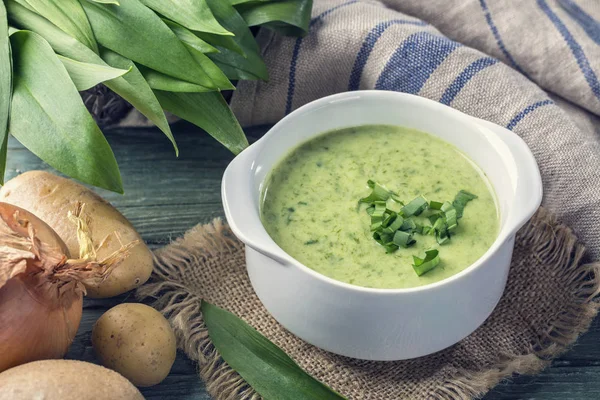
[261,125,499,289]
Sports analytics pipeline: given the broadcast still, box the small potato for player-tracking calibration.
[0,171,153,298]
[92,303,176,387]
[0,359,144,400]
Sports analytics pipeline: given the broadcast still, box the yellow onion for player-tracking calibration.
[0,202,136,372]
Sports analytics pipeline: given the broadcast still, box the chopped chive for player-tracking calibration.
[401,195,428,217]
[360,181,390,203]
[383,244,399,253]
[393,230,415,248]
[381,213,403,234]
[429,200,443,210]
[400,218,416,232]
[428,213,442,225]
[453,190,477,218]
[412,249,440,276]
[441,201,458,231]
[390,193,404,205]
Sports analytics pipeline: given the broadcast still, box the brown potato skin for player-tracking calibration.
[0,360,144,400]
[92,303,176,387]
[0,171,153,298]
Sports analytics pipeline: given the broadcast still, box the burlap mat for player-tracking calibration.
[137,207,600,399]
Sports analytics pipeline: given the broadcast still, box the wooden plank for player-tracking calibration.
[6,124,600,399]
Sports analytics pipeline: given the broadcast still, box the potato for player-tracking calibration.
[0,359,144,400]
[92,303,176,387]
[0,171,153,298]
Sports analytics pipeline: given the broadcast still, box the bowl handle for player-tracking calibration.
[221,144,293,265]
[470,117,543,234]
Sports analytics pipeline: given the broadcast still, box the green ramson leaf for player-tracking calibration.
[195,30,245,56]
[0,2,11,185]
[204,0,268,81]
[101,49,178,156]
[202,301,346,400]
[162,18,219,54]
[155,91,248,155]
[6,1,178,156]
[186,44,235,90]
[8,30,122,192]
[90,0,120,4]
[14,0,98,52]
[138,0,232,36]
[235,0,312,36]
[58,55,130,91]
[80,0,218,89]
[138,64,213,93]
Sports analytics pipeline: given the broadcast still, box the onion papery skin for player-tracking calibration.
[0,274,83,372]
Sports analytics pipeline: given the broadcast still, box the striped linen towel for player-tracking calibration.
[230,0,600,258]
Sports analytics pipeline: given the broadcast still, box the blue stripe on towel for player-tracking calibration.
[506,99,554,130]
[538,0,600,101]
[286,0,359,115]
[479,0,527,76]
[348,19,428,91]
[375,32,460,94]
[558,0,600,45]
[440,57,498,105]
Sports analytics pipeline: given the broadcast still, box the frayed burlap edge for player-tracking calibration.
[136,208,600,400]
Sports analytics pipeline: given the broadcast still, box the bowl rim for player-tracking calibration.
[222,90,542,295]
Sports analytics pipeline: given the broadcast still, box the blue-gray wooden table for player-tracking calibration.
[6,123,600,399]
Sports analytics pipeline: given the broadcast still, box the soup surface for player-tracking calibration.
[261,125,499,289]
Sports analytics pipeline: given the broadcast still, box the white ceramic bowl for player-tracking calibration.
[222,91,542,361]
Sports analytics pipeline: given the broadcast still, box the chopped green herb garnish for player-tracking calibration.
[304,239,319,245]
[412,250,440,276]
[360,181,390,203]
[393,230,415,248]
[441,201,457,231]
[390,193,404,205]
[381,214,404,234]
[453,190,478,218]
[429,200,443,210]
[400,218,416,232]
[401,195,428,217]
[359,181,478,277]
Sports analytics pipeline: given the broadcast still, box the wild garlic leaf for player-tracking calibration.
[138,64,213,93]
[101,49,179,156]
[81,0,218,89]
[6,1,178,157]
[186,44,235,91]
[58,55,130,91]
[0,2,11,185]
[234,0,312,37]
[194,30,245,56]
[138,0,232,36]
[13,0,98,52]
[204,0,268,81]
[162,18,219,54]
[90,0,120,4]
[9,30,122,192]
[202,301,346,400]
[155,91,248,155]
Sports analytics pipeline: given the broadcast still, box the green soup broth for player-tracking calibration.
[260,125,499,289]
